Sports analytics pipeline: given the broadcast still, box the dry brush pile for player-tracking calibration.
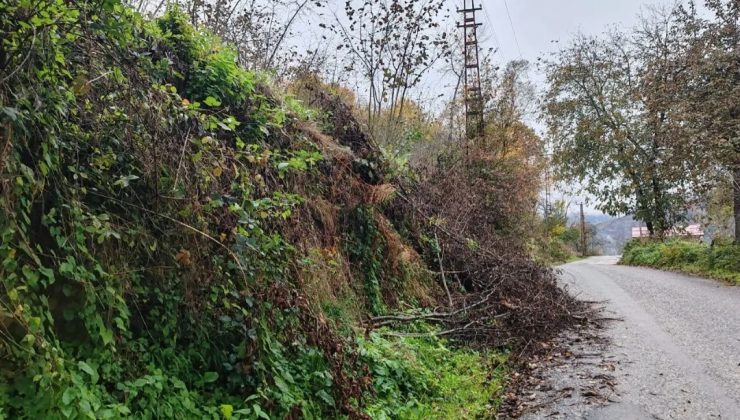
[378,148,591,351]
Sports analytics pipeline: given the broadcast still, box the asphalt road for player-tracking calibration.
[540,256,740,419]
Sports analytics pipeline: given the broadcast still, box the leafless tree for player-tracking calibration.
[331,0,451,124]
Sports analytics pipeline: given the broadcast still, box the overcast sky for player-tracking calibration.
[315,0,689,104]
[312,0,694,215]
[470,0,691,215]
[476,0,680,64]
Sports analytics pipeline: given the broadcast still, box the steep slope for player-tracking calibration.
[0,2,584,418]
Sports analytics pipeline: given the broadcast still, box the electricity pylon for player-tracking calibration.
[457,0,485,142]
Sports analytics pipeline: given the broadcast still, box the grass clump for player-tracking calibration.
[620,239,740,284]
[359,330,508,419]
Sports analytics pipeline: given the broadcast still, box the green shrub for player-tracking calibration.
[711,240,740,272]
[621,239,740,284]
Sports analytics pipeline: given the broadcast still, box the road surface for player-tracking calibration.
[529,256,740,419]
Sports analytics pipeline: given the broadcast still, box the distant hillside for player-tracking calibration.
[567,212,616,226]
[565,213,635,255]
[594,216,637,255]
[567,213,636,255]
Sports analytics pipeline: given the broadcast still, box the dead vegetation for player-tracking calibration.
[374,147,593,351]
[281,75,593,357]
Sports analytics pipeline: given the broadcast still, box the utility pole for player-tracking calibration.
[580,202,587,257]
[544,158,551,218]
[457,0,485,143]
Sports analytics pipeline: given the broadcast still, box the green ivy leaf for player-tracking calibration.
[2,107,19,121]
[219,404,234,419]
[113,175,139,188]
[316,390,335,407]
[61,387,76,405]
[203,371,218,383]
[39,267,55,285]
[252,405,270,419]
[21,265,39,287]
[78,361,99,384]
[203,96,221,107]
[99,328,113,345]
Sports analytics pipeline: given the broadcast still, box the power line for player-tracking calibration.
[480,3,500,54]
[502,0,523,59]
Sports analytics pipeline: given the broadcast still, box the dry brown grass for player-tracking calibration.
[364,183,396,205]
[373,211,437,307]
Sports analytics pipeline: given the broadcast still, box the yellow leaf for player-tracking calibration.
[212,166,223,177]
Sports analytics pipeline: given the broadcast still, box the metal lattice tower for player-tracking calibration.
[457,0,485,141]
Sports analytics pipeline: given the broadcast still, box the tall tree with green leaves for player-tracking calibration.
[675,0,740,241]
[544,22,701,236]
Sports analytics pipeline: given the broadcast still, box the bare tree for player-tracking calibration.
[332,0,451,124]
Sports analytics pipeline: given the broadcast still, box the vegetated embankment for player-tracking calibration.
[0,2,586,417]
[621,239,740,284]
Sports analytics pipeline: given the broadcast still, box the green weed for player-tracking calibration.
[360,331,508,419]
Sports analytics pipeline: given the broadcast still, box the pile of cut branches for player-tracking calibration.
[379,151,593,351]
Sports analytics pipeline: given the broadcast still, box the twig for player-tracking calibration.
[378,327,465,338]
[0,27,36,86]
[172,127,191,191]
[265,0,310,69]
[86,70,113,85]
[431,269,468,275]
[0,123,12,175]
[435,229,453,308]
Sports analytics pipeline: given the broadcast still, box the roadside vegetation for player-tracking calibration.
[621,240,740,284]
[360,332,508,419]
[0,0,584,417]
[529,201,599,265]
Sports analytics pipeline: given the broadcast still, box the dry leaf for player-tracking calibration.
[175,248,191,266]
[72,74,91,96]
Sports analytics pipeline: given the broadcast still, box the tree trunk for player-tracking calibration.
[651,179,665,237]
[734,166,740,243]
